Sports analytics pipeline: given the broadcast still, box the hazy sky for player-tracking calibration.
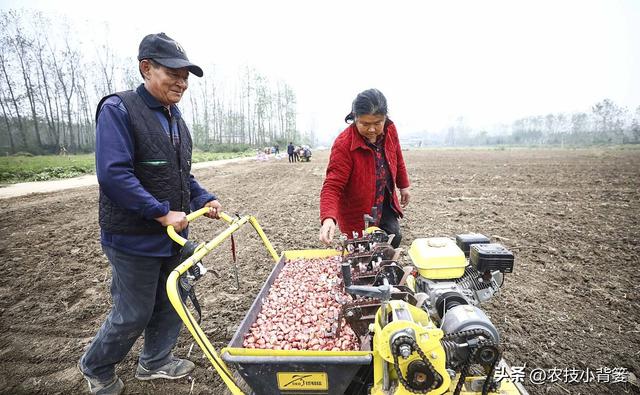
[2,0,639,142]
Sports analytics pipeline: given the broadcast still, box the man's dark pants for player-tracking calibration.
[79,245,183,381]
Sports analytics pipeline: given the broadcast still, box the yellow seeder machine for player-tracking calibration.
[166,208,528,395]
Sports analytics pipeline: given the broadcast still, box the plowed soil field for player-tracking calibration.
[1,148,639,395]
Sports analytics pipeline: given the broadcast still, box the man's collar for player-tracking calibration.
[136,84,182,117]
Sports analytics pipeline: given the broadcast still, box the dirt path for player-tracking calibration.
[0,156,255,199]
[0,148,638,395]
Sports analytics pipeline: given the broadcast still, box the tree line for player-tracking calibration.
[0,9,303,155]
[442,99,640,147]
[187,66,299,151]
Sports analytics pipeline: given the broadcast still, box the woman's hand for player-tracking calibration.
[319,218,337,245]
[400,188,411,208]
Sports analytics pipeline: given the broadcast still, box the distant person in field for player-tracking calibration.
[78,32,222,395]
[294,145,301,162]
[319,88,410,248]
[287,141,296,163]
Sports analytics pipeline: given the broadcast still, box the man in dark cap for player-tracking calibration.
[78,33,220,395]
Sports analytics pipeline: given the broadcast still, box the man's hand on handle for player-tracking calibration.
[156,200,221,232]
[156,210,188,232]
[204,199,222,219]
[319,218,336,245]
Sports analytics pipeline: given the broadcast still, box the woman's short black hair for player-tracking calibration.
[345,88,388,123]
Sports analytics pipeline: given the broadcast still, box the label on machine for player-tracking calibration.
[277,372,329,391]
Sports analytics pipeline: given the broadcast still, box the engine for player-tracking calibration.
[408,235,514,378]
[339,230,515,394]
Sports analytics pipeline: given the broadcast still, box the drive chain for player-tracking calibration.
[391,335,443,394]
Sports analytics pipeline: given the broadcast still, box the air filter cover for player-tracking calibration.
[455,233,491,257]
[470,243,514,273]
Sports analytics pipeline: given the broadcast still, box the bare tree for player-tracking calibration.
[570,112,590,143]
[32,12,58,149]
[592,99,626,143]
[121,60,139,91]
[0,12,26,148]
[77,71,94,149]
[254,72,269,145]
[94,23,116,97]
[10,14,44,150]
[276,82,286,140]
[0,88,15,154]
[627,106,640,143]
[243,66,253,145]
[50,24,78,151]
[282,83,297,142]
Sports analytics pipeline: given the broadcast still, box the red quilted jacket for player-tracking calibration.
[320,120,410,238]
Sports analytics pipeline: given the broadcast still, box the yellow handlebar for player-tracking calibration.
[167,207,237,247]
[165,209,279,394]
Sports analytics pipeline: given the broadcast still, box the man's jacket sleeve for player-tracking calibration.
[189,175,216,211]
[95,98,169,220]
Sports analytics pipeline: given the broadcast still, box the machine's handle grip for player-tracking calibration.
[167,207,235,246]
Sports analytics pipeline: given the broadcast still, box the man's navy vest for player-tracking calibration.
[97,90,192,234]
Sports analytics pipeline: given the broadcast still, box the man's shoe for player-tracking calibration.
[77,361,124,395]
[135,357,195,381]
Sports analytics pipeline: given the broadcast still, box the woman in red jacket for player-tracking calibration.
[319,89,410,248]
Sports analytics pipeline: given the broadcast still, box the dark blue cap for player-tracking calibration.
[138,32,203,77]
